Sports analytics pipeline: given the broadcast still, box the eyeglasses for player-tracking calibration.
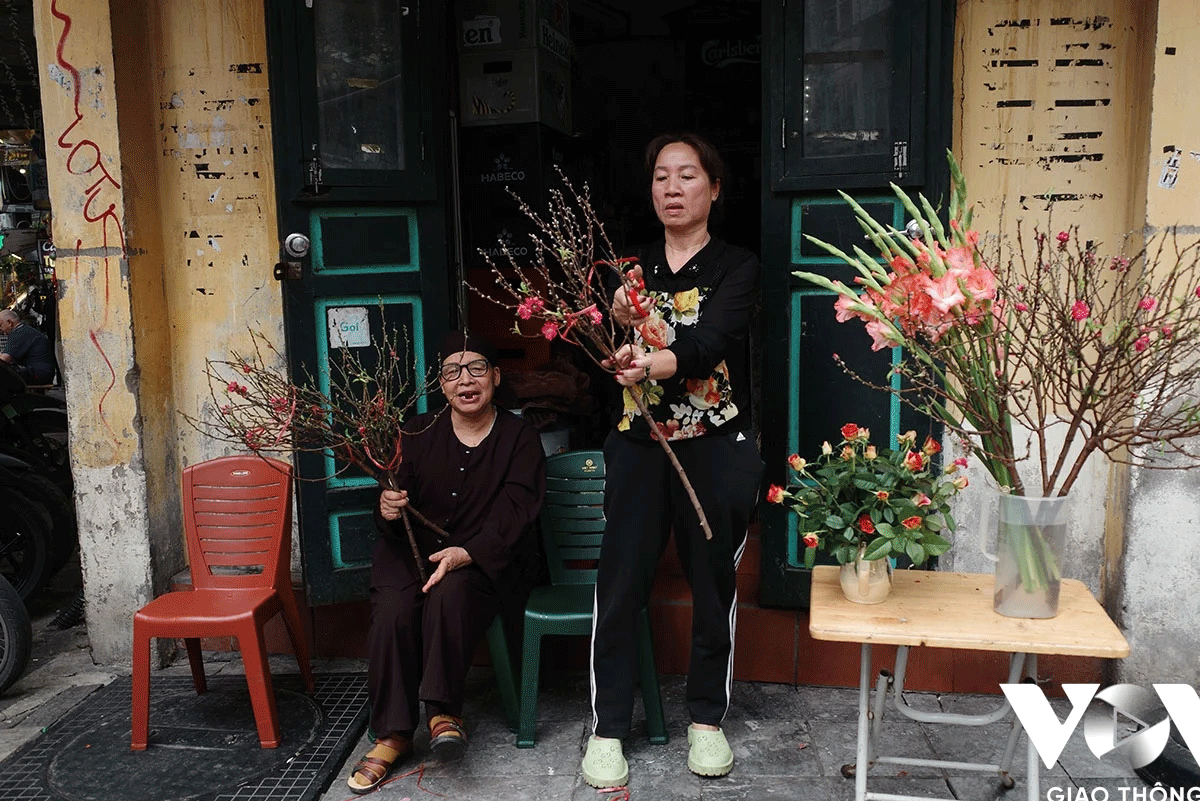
[440,358,491,381]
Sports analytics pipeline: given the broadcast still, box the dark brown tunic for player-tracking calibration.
[368,406,546,736]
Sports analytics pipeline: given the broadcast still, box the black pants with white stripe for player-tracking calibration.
[590,429,764,738]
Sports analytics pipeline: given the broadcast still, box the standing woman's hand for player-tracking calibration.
[612,264,654,327]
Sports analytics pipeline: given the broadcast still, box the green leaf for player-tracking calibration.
[906,541,927,565]
[826,514,845,529]
[803,546,817,569]
[922,531,952,555]
[875,522,897,538]
[863,539,892,561]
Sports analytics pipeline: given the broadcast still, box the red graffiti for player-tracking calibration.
[52,1,125,442]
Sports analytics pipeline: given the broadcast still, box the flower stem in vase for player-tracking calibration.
[629,384,713,540]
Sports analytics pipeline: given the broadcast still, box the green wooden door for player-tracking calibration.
[266,0,451,605]
[759,0,954,607]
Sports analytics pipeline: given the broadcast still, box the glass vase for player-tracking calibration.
[988,491,1071,618]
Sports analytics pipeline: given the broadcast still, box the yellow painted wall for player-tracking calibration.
[149,1,284,466]
[954,2,1155,243]
[32,0,283,663]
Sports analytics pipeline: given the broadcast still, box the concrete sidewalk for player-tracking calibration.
[0,565,1144,801]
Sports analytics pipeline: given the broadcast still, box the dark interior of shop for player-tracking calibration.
[456,0,763,447]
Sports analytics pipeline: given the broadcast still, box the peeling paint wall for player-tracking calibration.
[31,0,283,664]
[1119,0,1200,686]
[33,0,155,665]
[148,0,283,464]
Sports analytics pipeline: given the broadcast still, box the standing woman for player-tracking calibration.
[583,133,764,788]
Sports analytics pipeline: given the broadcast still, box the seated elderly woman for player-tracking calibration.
[346,331,546,795]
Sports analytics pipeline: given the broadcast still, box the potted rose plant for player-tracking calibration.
[767,423,968,604]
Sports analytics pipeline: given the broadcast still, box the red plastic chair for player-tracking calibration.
[131,455,314,750]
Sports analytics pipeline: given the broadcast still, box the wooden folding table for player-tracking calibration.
[808,566,1129,801]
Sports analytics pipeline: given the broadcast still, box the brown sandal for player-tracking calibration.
[346,734,412,795]
[429,714,468,761]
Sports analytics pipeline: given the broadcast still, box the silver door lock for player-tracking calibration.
[283,233,310,258]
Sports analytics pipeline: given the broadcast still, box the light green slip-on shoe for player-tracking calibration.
[581,735,629,788]
[687,725,734,777]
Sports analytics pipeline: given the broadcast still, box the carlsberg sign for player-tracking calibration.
[1003,683,1200,770]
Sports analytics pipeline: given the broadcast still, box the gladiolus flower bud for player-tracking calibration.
[841,446,855,461]
[912,493,932,507]
[865,445,878,460]
[953,475,969,490]
[802,532,819,549]
[766,484,788,504]
[922,436,941,456]
[821,441,833,456]
[788,454,806,471]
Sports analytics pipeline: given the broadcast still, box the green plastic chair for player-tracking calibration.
[487,450,668,748]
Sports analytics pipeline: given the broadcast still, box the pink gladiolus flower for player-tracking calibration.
[926,273,967,314]
[912,493,932,507]
[1135,334,1151,352]
[541,321,559,340]
[1138,296,1157,311]
[1071,300,1090,321]
[864,318,901,351]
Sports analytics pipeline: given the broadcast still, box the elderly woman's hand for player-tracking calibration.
[422,546,473,593]
[379,488,409,521]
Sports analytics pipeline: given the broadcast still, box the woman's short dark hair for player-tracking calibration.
[644,132,727,189]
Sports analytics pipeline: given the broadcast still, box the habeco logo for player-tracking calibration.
[1003,683,1200,770]
[462,15,501,47]
[700,38,761,68]
[481,154,526,184]
[480,228,528,259]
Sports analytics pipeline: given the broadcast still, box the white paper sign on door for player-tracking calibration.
[327,306,370,349]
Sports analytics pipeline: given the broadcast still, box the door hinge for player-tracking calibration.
[780,117,787,150]
[306,146,323,192]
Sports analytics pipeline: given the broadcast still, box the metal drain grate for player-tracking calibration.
[0,673,367,801]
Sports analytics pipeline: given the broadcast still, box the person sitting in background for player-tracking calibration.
[346,330,546,795]
[0,309,54,386]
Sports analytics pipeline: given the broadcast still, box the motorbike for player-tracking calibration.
[0,361,76,601]
[0,571,32,694]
